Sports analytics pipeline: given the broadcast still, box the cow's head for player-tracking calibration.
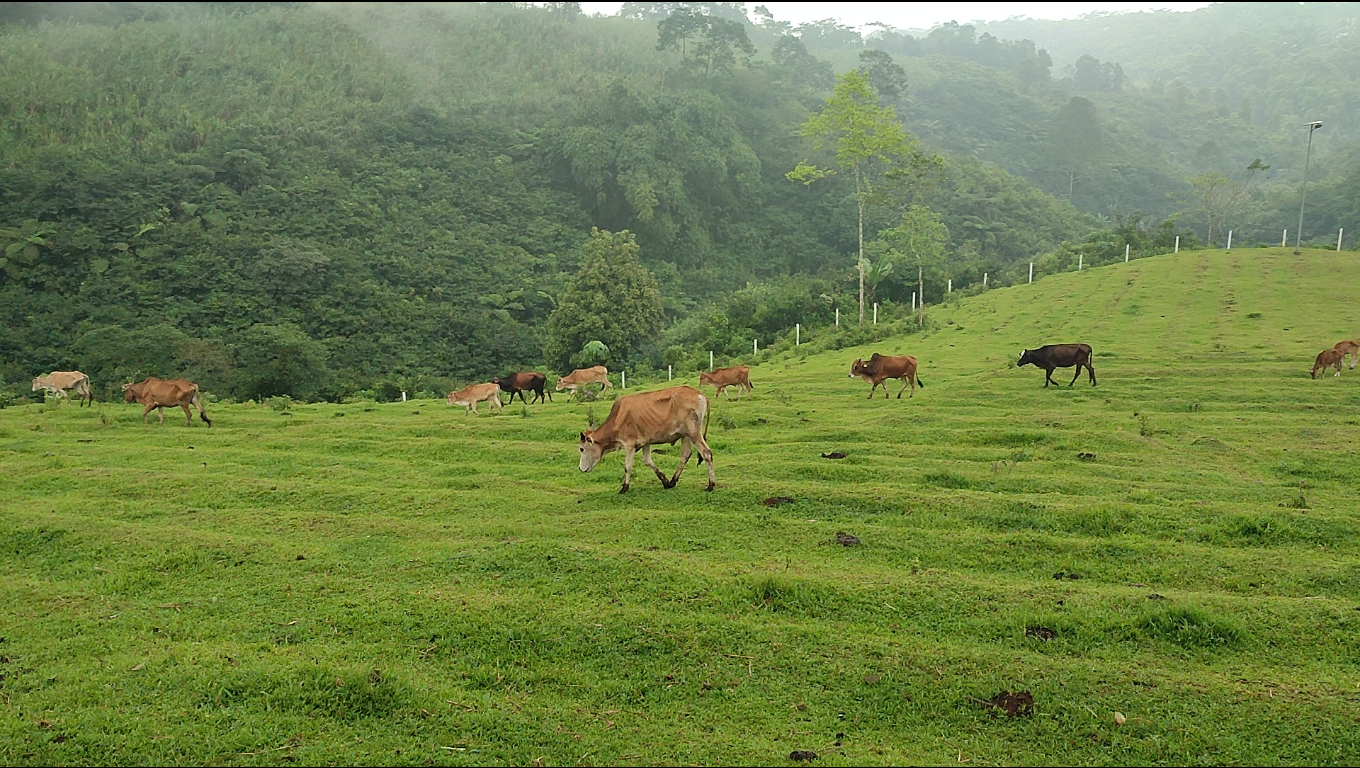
[555,379,570,391]
[30,377,42,392]
[492,375,510,390]
[446,391,458,405]
[698,372,714,385]
[579,430,604,472]
[1017,349,1035,367]
[121,382,137,402]
[849,359,867,378]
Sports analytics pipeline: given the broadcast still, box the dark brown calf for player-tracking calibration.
[494,371,551,404]
[1017,344,1097,387]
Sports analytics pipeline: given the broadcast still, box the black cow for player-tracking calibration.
[1017,344,1097,387]
[494,371,551,404]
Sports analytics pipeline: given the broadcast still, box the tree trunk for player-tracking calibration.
[857,194,865,325]
[918,263,924,327]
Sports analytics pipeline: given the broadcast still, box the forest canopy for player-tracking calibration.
[0,2,1353,402]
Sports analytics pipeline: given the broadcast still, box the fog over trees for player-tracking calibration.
[1,2,1355,401]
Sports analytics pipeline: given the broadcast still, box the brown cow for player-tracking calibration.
[849,353,924,399]
[555,366,612,399]
[1334,339,1360,370]
[578,385,714,493]
[32,371,93,406]
[447,382,503,415]
[494,371,551,404]
[699,365,753,400]
[1017,344,1097,387]
[1313,348,1345,379]
[122,378,211,426]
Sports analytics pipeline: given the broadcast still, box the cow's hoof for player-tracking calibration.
[705,483,715,492]
[618,486,630,494]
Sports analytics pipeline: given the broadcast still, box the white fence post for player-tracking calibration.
[911,292,916,311]
[402,391,407,402]
[1175,236,1180,253]
[1227,230,1233,250]
[753,338,758,356]
[1125,244,1130,262]
[835,307,839,327]
[1340,229,1345,251]
[983,272,988,289]
[1282,229,1287,247]
[709,351,713,371]
[947,279,952,293]
[1078,253,1083,271]
[873,303,878,324]
[1029,262,1034,282]
[621,370,626,389]
[668,365,672,381]
[796,323,800,346]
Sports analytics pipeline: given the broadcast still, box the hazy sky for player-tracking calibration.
[578,2,1214,31]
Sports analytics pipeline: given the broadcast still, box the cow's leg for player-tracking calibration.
[156,406,166,425]
[142,404,154,424]
[896,376,910,399]
[669,436,693,489]
[180,402,193,426]
[695,433,715,491]
[642,444,672,488]
[1087,361,1098,386]
[1069,364,1082,386]
[1044,367,1056,387]
[493,395,503,413]
[620,445,636,493]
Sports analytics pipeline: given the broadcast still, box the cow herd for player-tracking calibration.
[24,335,1353,494]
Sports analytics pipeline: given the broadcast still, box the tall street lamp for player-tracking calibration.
[1295,120,1323,255]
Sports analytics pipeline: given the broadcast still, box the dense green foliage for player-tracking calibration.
[1,2,1356,402]
[6,248,1360,764]
[544,228,663,372]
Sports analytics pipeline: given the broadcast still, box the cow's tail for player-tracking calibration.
[192,389,212,427]
[702,398,711,440]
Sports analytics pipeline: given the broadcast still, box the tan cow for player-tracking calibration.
[578,385,714,493]
[32,371,94,406]
[1313,348,1345,379]
[555,366,612,399]
[849,353,924,399]
[699,365,753,400]
[1334,339,1360,370]
[447,382,503,415]
[122,377,211,426]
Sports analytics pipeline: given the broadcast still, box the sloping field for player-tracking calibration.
[3,248,1360,765]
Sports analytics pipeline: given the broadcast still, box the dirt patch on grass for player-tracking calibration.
[1025,626,1057,641]
[763,496,795,507]
[976,690,1033,717]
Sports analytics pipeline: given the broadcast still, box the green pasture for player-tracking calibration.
[4,248,1360,765]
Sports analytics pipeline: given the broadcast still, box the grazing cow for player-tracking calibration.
[447,382,503,415]
[1334,339,1360,370]
[1017,344,1097,387]
[1313,348,1345,379]
[848,354,924,399]
[32,371,94,406]
[699,365,753,400]
[122,377,211,426]
[494,371,551,405]
[578,385,714,494]
[555,366,612,399]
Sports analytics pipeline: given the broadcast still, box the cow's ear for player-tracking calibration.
[579,431,588,441]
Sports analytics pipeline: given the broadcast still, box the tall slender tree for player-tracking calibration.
[787,69,929,324]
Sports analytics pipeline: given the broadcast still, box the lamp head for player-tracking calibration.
[1306,120,1323,129]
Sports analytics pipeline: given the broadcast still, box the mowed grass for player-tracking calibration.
[4,248,1360,765]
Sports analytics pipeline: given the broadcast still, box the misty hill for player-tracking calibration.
[0,2,1355,403]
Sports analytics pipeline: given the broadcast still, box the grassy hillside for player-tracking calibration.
[4,248,1360,764]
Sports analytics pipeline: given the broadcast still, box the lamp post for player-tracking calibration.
[1295,120,1323,255]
